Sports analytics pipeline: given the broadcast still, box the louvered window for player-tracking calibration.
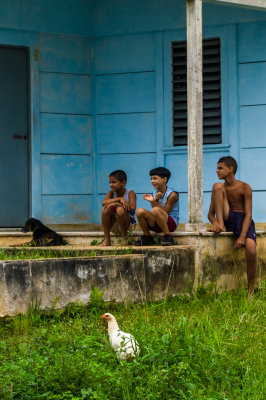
[172,38,221,146]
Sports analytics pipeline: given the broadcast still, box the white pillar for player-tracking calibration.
[185,0,205,232]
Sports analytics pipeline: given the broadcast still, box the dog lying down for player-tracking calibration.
[21,218,66,246]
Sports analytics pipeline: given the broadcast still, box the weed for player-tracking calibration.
[0,248,134,260]
[89,286,105,307]
[90,239,102,246]
[0,290,264,399]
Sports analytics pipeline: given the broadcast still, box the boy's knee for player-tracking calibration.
[151,206,161,216]
[212,182,224,192]
[246,240,257,259]
[116,207,126,217]
[136,208,146,218]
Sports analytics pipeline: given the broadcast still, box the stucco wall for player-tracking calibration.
[0,1,266,224]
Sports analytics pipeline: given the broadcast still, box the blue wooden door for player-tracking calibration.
[0,46,29,227]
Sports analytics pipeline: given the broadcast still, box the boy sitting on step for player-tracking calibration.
[100,170,137,246]
[208,156,257,293]
[134,167,179,246]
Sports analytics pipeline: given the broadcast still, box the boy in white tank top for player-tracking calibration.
[100,170,136,246]
[134,167,179,246]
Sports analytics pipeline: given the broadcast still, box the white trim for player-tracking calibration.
[204,0,266,11]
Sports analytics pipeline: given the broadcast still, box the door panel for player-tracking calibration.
[0,46,29,227]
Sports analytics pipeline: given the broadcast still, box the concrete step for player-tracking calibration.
[0,229,265,247]
[0,230,193,247]
[0,229,238,247]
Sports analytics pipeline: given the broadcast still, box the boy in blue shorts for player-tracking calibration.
[134,167,179,246]
[208,156,257,293]
[100,170,137,246]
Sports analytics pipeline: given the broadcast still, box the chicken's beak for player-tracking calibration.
[101,314,107,320]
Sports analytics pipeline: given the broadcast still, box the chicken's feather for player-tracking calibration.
[101,313,139,360]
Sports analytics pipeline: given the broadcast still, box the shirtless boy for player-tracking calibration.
[134,167,179,246]
[208,156,256,293]
[100,170,136,246]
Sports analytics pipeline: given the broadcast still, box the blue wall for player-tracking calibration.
[39,33,93,223]
[238,21,266,221]
[0,0,266,223]
[0,0,92,36]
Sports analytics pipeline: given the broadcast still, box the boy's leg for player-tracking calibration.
[245,238,257,293]
[209,183,230,232]
[116,207,130,238]
[100,207,116,246]
[134,208,156,246]
[151,206,170,234]
[136,208,156,236]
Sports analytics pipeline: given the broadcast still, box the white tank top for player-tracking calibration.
[113,188,137,224]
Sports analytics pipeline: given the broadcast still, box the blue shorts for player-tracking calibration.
[224,209,256,243]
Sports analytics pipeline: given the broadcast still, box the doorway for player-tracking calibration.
[0,46,29,227]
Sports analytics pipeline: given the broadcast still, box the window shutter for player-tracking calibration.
[172,38,221,146]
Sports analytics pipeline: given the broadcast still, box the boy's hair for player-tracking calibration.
[218,156,238,174]
[149,167,171,182]
[109,170,127,183]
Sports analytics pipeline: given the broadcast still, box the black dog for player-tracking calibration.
[21,218,65,246]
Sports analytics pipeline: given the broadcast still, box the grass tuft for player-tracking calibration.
[0,289,265,399]
[0,247,134,260]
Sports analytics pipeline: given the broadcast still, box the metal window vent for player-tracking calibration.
[172,38,222,146]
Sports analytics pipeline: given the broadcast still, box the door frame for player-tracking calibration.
[0,30,41,221]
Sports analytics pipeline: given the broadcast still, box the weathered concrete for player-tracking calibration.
[177,230,266,291]
[0,231,265,316]
[186,0,204,225]
[0,247,195,316]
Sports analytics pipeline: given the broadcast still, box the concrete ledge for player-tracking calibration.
[0,229,265,247]
[0,247,195,316]
[0,239,265,316]
[0,232,265,316]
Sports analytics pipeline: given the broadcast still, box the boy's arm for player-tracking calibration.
[151,192,178,215]
[118,190,137,211]
[235,184,252,249]
[102,191,120,206]
[127,190,136,211]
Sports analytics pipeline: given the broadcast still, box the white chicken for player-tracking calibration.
[101,313,140,360]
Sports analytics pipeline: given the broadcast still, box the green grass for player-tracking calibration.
[0,288,265,399]
[0,247,134,260]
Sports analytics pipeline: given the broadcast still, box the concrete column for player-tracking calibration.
[185,0,205,232]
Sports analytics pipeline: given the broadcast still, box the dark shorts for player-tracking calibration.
[148,215,177,233]
[224,209,256,243]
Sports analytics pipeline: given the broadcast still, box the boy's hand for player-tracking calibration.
[119,198,130,211]
[143,193,154,202]
[154,192,164,201]
[119,198,126,208]
[235,235,246,249]
[103,202,120,211]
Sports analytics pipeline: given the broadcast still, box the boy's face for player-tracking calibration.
[216,162,233,179]
[150,175,167,189]
[109,176,126,192]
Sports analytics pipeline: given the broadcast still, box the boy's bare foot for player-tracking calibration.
[207,223,226,233]
[99,239,111,247]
